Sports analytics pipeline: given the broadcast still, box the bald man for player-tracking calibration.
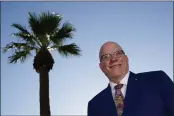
[87,41,174,116]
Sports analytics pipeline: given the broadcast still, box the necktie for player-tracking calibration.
[114,84,124,116]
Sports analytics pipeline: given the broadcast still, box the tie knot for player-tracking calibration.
[114,84,124,90]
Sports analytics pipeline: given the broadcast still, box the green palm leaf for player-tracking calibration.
[50,22,76,45]
[28,12,62,36]
[4,11,81,64]
[11,24,30,34]
[57,43,81,57]
[8,50,31,63]
[11,32,36,46]
[3,42,38,53]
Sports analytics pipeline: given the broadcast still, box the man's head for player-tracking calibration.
[99,41,129,83]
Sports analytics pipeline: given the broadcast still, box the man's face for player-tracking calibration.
[99,42,129,82]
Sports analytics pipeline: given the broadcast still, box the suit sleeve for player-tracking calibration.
[87,101,97,116]
[159,71,174,116]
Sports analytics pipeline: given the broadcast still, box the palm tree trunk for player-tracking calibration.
[39,67,51,116]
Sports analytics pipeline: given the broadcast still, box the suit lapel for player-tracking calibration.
[102,85,118,116]
[101,72,139,116]
[123,71,139,116]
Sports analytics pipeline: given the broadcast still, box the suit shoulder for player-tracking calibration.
[136,70,164,76]
[135,70,167,78]
[135,70,170,82]
[88,86,109,104]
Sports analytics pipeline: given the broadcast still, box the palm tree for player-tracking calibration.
[3,11,81,116]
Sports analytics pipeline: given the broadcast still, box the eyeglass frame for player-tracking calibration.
[100,50,125,63]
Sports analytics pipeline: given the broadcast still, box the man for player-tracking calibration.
[87,41,174,116]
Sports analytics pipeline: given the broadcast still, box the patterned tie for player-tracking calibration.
[114,84,124,116]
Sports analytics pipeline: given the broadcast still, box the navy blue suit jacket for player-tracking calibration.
[88,70,174,116]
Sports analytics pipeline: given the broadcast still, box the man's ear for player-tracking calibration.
[125,55,129,62]
[99,62,102,70]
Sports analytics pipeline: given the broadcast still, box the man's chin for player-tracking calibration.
[110,74,122,79]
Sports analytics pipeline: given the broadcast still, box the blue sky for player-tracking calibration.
[1,1,173,115]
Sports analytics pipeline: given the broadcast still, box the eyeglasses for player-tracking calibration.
[100,50,125,62]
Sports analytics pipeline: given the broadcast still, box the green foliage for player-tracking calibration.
[3,11,81,65]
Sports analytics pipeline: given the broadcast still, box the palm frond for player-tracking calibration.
[28,12,62,36]
[39,12,62,35]
[11,23,30,34]
[4,11,81,65]
[28,12,63,47]
[28,12,40,36]
[12,32,36,46]
[57,43,81,57]
[50,22,76,45]
[11,23,42,48]
[3,42,38,53]
[8,50,31,63]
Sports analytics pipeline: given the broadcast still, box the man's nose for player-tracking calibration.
[110,57,118,64]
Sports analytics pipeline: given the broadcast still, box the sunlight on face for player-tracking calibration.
[99,42,129,82]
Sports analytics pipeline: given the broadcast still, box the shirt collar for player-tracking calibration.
[110,71,130,89]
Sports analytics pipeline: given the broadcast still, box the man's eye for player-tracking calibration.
[103,56,108,59]
[104,54,110,59]
[116,52,121,55]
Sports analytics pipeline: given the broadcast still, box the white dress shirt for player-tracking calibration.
[109,71,130,100]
